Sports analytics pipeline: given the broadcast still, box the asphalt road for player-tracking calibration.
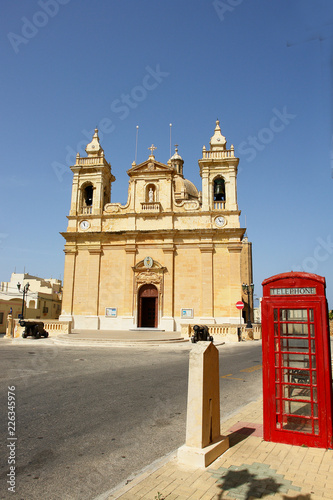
[0,340,263,500]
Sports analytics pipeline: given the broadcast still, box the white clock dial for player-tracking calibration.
[80,220,90,230]
[215,216,226,228]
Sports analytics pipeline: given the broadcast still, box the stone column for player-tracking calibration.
[162,243,175,329]
[228,169,238,211]
[201,166,210,211]
[69,173,79,215]
[123,244,136,325]
[200,243,214,322]
[93,181,103,214]
[178,342,229,467]
[228,244,242,317]
[87,247,102,320]
[60,248,77,319]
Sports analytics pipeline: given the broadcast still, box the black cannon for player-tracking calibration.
[19,320,49,339]
[190,324,213,343]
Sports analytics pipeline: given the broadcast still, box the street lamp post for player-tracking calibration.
[242,282,254,328]
[17,282,30,319]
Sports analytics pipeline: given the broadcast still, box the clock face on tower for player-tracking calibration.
[214,216,226,228]
[80,220,90,230]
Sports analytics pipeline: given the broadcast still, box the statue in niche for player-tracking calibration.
[148,187,154,203]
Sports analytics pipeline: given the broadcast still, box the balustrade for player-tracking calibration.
[81,206,92,215]
[141,202,161,212]
[202,149,235,159]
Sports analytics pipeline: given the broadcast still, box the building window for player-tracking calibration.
[0,312,3,324]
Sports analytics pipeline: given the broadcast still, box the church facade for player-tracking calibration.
[60,121,253,332]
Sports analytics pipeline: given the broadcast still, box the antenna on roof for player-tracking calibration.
[169,123,172,158]
[135,125,139,163]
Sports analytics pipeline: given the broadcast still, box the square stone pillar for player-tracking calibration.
[60,248,77,319]
[162,243,174,320]
[200,243,214,321]
[178,342,229,467]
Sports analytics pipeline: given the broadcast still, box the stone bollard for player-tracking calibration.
[177,341,229,467]
[6,313,13,338]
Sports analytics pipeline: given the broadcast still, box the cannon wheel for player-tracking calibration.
[43,331,49,338]
[33,325,41,339]
[22,332,28,338]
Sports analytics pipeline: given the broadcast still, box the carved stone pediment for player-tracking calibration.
[136,271,162,286]
[127,160,174,177]
[133,259,165,272]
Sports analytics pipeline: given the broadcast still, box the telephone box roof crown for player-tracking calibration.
[85,128,104,157]
[210,119,227,151]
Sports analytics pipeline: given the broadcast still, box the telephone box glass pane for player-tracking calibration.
[280,309,308,321]
[313,404,318,417]
[280,338,309,352]
[282,415,312,433]
[283,385,311,400]
[282,353,309,369]
[314,421,319,435]
[282,369,310,384]
[281,323,308,336]
[283,400,312,417]
[274,309,278,322]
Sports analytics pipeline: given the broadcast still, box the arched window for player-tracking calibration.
[84,185,93,206]
[80,183,94,214]
[213,178,226,201]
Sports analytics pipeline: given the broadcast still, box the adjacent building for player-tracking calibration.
[0,273,62,333]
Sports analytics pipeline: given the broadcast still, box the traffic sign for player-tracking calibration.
[236,301,244,310]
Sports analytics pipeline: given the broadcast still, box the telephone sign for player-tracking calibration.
[261,272,333,449]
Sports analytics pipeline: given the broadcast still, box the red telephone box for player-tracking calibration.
[262,272,333,448]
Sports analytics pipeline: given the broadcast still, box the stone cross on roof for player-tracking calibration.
[148,144,157,156]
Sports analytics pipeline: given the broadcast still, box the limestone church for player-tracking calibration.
[59,121,253,332]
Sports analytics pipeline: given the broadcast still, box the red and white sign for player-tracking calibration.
[236,301,244,310]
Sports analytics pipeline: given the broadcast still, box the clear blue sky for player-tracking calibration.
[1,0,333,307]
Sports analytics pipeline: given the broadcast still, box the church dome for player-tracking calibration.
[183,179,199,198]
[174,176,199,200]
[170,147,183,162]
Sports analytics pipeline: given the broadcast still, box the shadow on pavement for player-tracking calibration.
[227,426,256,447]
[215,468,282,499]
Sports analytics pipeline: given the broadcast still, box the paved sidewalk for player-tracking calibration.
[106,398,333,500]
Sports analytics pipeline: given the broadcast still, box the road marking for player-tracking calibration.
[221,374,245,381]
[240,364,262,373]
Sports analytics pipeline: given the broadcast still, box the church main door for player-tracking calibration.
[138,284,158,328]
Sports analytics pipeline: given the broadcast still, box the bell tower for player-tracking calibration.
[68,129,115,218]
[199,120,239,213]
